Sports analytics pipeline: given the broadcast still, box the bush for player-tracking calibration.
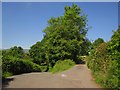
[87,27,120,89]
[106,60,119,88]
[32,63,41,72]
[51,59,75,73]
[2,57,42,76]
[40,66,48,72]
[2,72,13,78]
[7,58,33,74]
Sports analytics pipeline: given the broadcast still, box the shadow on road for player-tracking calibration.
[76,60,85,64]
[2,77,15,88]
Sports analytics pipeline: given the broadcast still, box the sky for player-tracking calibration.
[118,2,120,26]
[2,0,120,2]
[2,2,118,49]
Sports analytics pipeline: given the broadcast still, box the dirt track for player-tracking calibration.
[3,64,101,88]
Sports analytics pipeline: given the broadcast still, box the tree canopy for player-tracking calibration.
[29,4,90,68]
[92,38,104,49]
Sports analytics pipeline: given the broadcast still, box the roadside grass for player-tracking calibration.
[51,59,75,74]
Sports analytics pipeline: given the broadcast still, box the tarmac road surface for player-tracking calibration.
[3,64,102,88]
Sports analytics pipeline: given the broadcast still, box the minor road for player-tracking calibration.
[3,64,101,88]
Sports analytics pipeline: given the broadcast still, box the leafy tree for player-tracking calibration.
[29,42,41,64]
[89,38,104,58]
[29,4,89,69]
[29,41,48,65]
[2,46,25,74]
[23,52,31,60]
[29,40,49,71]
[81,38,91,55]
[42,4,89,64]
[8,46,24,58]
[92,38,104,49]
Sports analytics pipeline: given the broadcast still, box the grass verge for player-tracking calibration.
[51,59,75,73]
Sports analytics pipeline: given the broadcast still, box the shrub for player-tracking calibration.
[6,58,33,74]
[106,60,119,88]
[32,63,41,72]
[51,59,75,73]
[40,66,48,72]
[87,27,120,89]
[2,57,42,75]
[2,72,13,78]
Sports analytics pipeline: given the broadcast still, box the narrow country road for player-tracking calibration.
[3,64,102,88]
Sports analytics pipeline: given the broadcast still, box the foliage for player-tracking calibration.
[3,57,41,75]
[2,72,13,78]
[2,47,42,78]
[29,41,49,64]
[87,42,108,72]
[32,63,41,72]
[87,38,106,71]
[106,26,120,89]
[8,46,24,58]
[29,4,90,68]
[51,59,75,73]
[81,39,91,56]
[23,52,32,60]
[40,66,48,72]
[92,38,104,49]
[87,27,120,89]
[106,60,119,88]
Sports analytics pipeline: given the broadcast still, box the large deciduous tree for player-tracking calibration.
[30,4,89,68]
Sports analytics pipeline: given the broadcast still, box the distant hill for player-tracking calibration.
[23,49,29,53]
[1,49,29,53]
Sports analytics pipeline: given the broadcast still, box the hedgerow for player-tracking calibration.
[87,27,120,89]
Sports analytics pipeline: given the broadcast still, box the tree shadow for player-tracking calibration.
[76,60,86,64]
[2,77,15,88]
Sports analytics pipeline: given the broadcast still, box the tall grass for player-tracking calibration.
[51,59,75,73]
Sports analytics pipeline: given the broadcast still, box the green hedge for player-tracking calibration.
[87,41,119,89]
[2,57,41,77]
